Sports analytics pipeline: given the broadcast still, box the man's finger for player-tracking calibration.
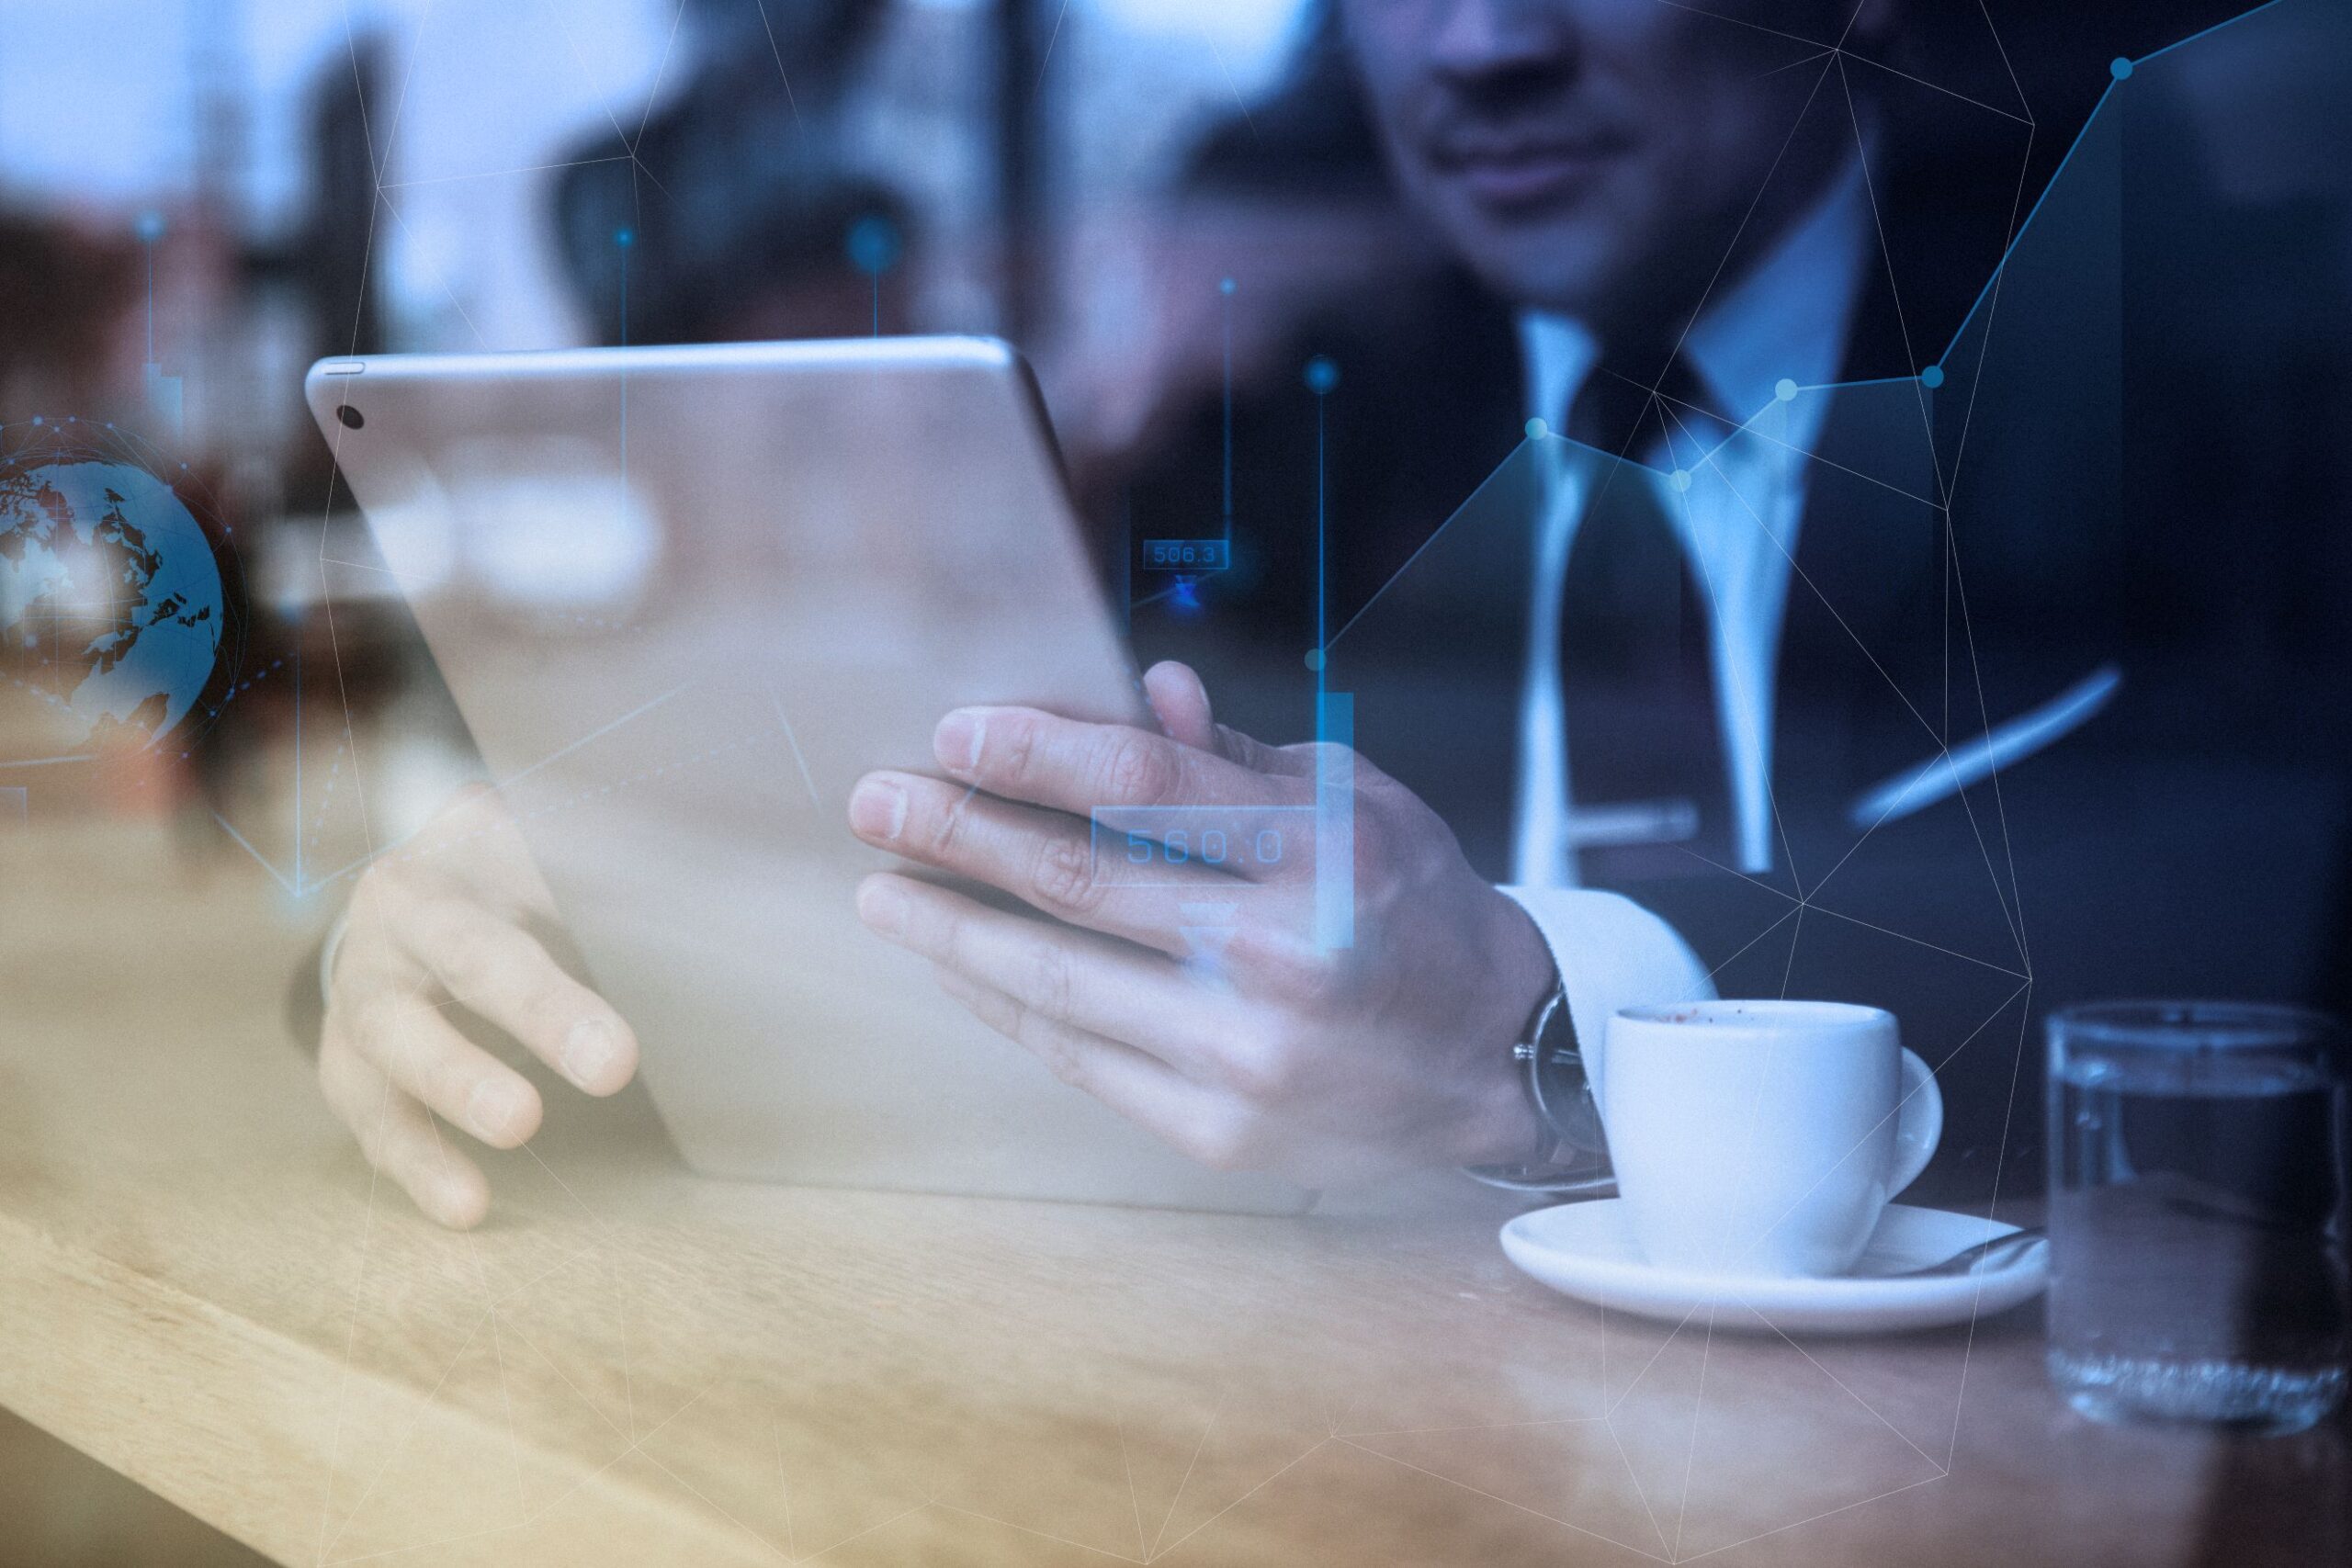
[319,1036,492,1229]
[1143,660,1216,750]
[928,964,1239,1166]
[1213,721,1311,777]
[440,797,561,920]
[344,992,546,1151]
[396,897,639,1095]
[848,772,1278,946]
[369,783,561,923]
[932,705,1292,818]
[1141,661,1310,778]
[855,872,1238,1081]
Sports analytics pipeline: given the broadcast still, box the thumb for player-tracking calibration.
[1144,660,1307,776]
[1142,660,1217,750]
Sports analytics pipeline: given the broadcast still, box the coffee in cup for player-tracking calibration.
[1599,1000,1942,1279]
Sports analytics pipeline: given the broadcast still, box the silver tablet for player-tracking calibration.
[305,337,1308,1213]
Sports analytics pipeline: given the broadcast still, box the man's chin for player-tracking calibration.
[1448,215,1633,322]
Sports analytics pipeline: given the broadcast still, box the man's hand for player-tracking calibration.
[318,785,639,1227]
[846,662,1555,1183]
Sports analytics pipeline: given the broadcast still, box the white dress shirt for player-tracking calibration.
[1496,163,1871,1071]
[1512,159,1868,886]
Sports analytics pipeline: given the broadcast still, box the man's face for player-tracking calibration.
[1341,0,1868,330]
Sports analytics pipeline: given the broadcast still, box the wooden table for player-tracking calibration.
[1,811,2344,1567]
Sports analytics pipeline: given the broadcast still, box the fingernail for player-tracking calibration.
[848,777,908,842]
[857,878,910,940]
[465,1078,529,1142]
[435,1170,486,1229]
[561,1017,620,1087]
[934,711,984,774]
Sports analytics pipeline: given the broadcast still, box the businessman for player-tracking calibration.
[318,0,2352,1224]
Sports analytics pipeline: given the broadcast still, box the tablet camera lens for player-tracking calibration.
[336,404,365,430]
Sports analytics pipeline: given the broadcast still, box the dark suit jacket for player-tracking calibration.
[1126,51,2352,1203]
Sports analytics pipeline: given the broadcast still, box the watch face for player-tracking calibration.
[1532,1010,1608,1156]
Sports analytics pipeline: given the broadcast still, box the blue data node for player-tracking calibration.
[1526,417,1549,440]
[846,214,902,276]
[615,227,635,247]
[2110,56,2133,79]
[1303,355,1340,395]
[1776,378,1799,402]
[1219,276,1237,295]
[1920,365,1946,389]
[1669,468,1692,492]
[1304,649,1327,672]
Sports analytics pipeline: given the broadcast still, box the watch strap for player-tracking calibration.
[1463,978,1614,1194]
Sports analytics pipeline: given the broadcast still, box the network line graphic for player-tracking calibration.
[135,210,185,439]
[1101,347,1355,959]
[249,0,2341,1563]
[1137,275,1243,607]
[1324,4,2228,940]
[1302,1,2324,1557]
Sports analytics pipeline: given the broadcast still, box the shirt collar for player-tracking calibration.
[1518,154,1871,442]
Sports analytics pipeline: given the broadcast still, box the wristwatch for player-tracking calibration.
[1463,976,1614,1194]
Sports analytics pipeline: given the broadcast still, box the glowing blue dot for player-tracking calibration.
[30,416,40,426]
[615,228,634,247]
[1920,365,1945,389]
[1669,469,1692,492]
[136,211,165,243]
[1775,378,1798,402]
[1525,417,1548,441]
[1303,356,1340,395]
[845,214,902,276]
[1304,649,1327,671]
[1219,277,1236,296]
[2109,57,2132,80]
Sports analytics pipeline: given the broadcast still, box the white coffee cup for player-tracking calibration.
[1599,1000,1943,1279]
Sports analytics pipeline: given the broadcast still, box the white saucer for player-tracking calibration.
[1500,1201,2047,1336]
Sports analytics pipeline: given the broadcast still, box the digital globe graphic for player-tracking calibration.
[0,428,234,755]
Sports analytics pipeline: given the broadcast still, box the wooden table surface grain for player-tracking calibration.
[1,812,2345,1567]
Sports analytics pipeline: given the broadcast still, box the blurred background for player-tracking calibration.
[0,0,2248,858]
[2,2,2345,1559]
[3,0,1561,907]
[0,0,1359,856]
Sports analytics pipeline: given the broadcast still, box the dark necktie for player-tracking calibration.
[1566,348,1733,468]
[1554,348,1735,880]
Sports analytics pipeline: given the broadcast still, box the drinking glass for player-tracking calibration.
[2047,1001,2347,1433]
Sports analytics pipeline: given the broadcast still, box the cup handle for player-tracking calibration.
[1890,1048,1944,1195]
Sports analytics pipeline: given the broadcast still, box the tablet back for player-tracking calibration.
[306,337,1309,1213]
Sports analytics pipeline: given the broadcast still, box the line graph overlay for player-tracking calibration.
[236,1,2329,1564]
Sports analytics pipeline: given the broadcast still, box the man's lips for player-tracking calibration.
[1431,138,1626,209]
